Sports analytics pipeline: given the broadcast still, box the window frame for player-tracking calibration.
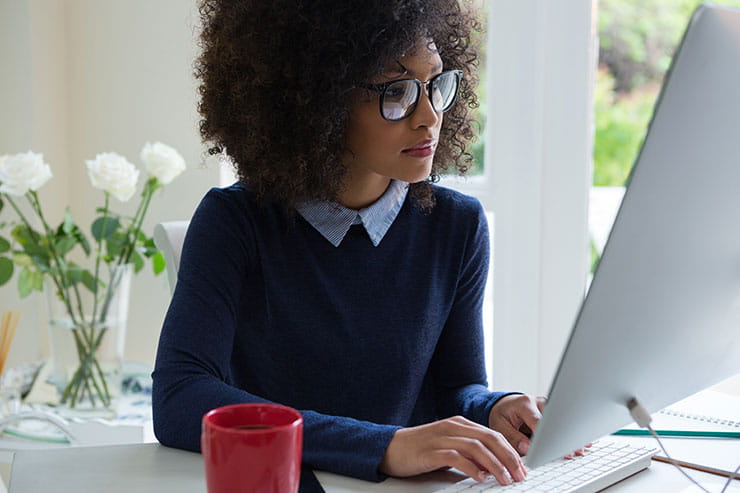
[442,0,597,395]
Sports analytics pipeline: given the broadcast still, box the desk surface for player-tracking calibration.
[7,379,740,492]
[7,437,740,493]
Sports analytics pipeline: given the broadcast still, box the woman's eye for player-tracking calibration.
[385,85,406,99]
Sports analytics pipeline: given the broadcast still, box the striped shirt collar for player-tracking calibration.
[297,180,409,247]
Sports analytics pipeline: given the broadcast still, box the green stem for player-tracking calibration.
[11,193,79,326]
[4,196,66,301]
[62,325,111,407]
[3,194,40,242]
[91,193,110,325]
[90,328,111,400]
[23,192,113,409]
[61,328,91,403]
[71,283,87,329]
[119,178,157,267]
[6,192,117,410]
[98,257,127,324]
[27,193,76,310]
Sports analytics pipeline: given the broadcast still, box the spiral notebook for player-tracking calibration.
[618,389,740,476]
[619,389,740,435]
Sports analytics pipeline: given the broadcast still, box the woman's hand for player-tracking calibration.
[379,415,527,485]
[488,394,546,456]
[488,394,589,458]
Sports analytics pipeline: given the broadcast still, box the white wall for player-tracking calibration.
[0,0,219,368]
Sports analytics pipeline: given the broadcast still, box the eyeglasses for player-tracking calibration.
[361,69,463,122]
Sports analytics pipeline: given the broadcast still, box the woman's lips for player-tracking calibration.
[402,139,436,158]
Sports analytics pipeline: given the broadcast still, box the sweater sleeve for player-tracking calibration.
[431,198,516,426]
[151,187,400,482]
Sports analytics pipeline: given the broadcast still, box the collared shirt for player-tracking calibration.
[296,180,409,247]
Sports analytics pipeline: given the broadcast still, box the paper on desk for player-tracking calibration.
[620,389,740,474]
[665,390,740,425]
[622,390,740,433]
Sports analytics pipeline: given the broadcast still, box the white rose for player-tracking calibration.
[0,152,53,196]
[140,142,186,185]
[85,152,140,202]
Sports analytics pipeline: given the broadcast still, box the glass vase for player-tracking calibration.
[45,264,131,418]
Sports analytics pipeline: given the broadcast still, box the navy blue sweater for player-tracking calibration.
[152,182,511,482]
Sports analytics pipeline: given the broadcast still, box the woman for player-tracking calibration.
[152,0,545,487]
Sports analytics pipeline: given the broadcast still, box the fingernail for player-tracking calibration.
[518,440,529,454]
[478,471,487,481]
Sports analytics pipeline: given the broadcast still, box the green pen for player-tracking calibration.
[613,429,740,439]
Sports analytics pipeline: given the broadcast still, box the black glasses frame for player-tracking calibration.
[361,69,463,122]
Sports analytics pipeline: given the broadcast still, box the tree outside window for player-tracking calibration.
[590,0,740,272]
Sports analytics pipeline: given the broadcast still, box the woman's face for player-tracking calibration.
[341,40,444,207]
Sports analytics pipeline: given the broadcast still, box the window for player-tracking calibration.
[590,0,740,274]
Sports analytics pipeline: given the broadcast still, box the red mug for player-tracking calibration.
[201,403,303,493]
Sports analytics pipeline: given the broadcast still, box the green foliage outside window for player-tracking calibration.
[471,0,740,181]
[592,68,655,186]
[594,0,740,187]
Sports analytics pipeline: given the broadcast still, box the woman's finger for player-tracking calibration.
[448,417,526,468]
[429,449,511,485]
[516,400,543,437]
[441,418,526,481]
[489,417,533,456]
[439,435,524,484]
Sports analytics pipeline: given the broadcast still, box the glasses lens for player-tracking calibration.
[382,80,419,121]
[431,71,459,112]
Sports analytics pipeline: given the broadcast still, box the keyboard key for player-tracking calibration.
[433,441,656,493]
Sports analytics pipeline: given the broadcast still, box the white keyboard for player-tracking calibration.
[435,441,657,493]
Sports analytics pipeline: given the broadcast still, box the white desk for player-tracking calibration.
[5,436,739,493]
[6,378,740,492]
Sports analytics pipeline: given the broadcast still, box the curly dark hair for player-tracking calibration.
[195,0,482,210]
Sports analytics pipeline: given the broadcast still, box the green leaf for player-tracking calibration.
[105,232,125,258]
[131,250,145,273]
[0,257,13,286]
[54,236,77,257]
[12,252,33,267]
[31,269,43,292]
[0,196,4,214]
[29,253,50,271]
[137,236,156,257]
[18,268,35,298]
[74,229,91,256]
[65,266,83,285]
[152,251,165,275]
[12,225,50,260]
[11,225,32,243]
[62,209,75,235]
[81,269,98,294]
[91,216,120,241]
[0,236,10,254]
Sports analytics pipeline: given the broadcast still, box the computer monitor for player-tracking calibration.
[525,3,740,468]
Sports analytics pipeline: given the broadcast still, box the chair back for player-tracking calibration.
[153,221,189,295]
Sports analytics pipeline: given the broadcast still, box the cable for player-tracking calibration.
[627,397,712,493]
[646,426,714,492]
[719,462,740,493]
